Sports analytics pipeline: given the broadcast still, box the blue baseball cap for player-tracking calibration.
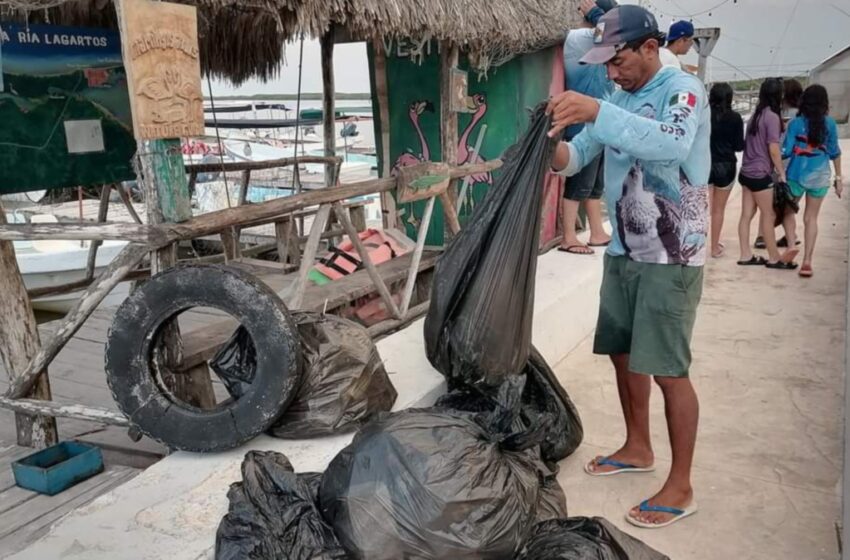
[580,5,662,65]
[667,20,695,43]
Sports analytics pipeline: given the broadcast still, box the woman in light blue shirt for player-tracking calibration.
[781,84,844,277]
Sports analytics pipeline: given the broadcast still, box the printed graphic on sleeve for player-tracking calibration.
[669,92,697,108]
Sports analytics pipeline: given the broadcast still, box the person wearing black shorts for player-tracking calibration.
[707,83,744,258]
[736,78,798,269]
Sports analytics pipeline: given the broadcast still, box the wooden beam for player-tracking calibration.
[332,202,401,319]
[6,243,149,400]
[0,207,58,448]
[399,196,435,315]
[138,139,216,409]
[0,397,130,427]
[440,42,460,242]
[85,184,112,281]
[116,183,144,224]
[367,301,431,339]
[285,204,332,309]
[0,222,164,244]
[321,30,337,188]
[371,38,397,229]
[184,155,341,175]
[27,269,150,299]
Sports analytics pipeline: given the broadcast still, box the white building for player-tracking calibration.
[810,45,850,126]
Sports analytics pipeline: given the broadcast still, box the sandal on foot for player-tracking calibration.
[737,256,766,266]
[781,248,799,264]
[754,236,766,249]
[765,260,798,270]
[585,456,655,477]
[588,240,611,247]
[626,500,699,529]
[558,244,595,255]
[799,264,813,278]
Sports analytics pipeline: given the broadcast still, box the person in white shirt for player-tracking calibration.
[660,20,697,73]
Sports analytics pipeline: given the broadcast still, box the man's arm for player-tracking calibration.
[551,128,604,176]
[584,78,706,163]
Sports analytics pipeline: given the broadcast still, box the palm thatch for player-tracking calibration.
[2,0,582,84]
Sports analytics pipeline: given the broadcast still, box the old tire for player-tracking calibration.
[105,264,301,452]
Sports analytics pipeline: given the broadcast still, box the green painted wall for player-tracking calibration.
[370,42,562,246]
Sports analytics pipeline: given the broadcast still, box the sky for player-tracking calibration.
[211,0,850,96]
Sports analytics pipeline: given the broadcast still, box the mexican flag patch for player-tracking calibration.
[670,92,697,107]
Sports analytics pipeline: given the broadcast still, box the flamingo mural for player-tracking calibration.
[392,100,434,171]
[392,94,491,185]
[457,93,492,185]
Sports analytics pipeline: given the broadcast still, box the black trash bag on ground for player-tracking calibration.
[516,517,670,560]
[435,347,583,462]
[215,450,348,560]
[424,104,557,388]
[210,312,397,438]
[773,181,800,227]
[535,473,568,524]
[320,377,555,560]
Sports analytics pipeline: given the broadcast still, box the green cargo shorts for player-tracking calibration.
[593,254,704,377]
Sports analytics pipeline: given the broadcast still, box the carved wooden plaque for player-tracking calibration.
[119,0,204,139]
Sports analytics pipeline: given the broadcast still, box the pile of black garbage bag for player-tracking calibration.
[215,105,667,560]
[211,312,397,438]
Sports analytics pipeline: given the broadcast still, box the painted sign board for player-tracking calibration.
[0,23,136,193]
[118,0,204,140]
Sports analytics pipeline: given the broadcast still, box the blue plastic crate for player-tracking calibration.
[12,441,104,496]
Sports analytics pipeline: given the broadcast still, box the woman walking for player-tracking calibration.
[707,82,744,257]
[737,78,798,269]
[782,84,844,277]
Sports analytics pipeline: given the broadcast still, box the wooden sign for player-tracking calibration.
[396,162,451,203]
[118,0,204,140]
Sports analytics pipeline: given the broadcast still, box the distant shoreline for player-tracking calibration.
[208,92,372,101]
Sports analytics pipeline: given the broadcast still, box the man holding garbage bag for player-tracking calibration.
[548,5,710,529]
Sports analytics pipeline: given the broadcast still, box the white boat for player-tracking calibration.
[7,213,131,313]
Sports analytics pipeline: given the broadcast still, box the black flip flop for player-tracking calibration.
[558,244,595,255]
[765,261,798,270]
[737,256,767,266]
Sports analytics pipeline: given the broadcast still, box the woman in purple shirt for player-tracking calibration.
[736,78,798,269]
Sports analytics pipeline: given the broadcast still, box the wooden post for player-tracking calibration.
[137,139,216,409]
[285,204,332,309]
[440,43,460,242]
[371,38,398,229]
[0,207,58,447]
[116,183,143,224]
[85,184,112,280]
[321,31,336,188]
[275,217,301,267]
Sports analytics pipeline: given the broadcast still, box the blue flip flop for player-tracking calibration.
[626,499,699,529]
[584,456,656,477]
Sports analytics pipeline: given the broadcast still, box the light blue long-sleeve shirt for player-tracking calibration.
[563,28,615,139]
[559,67,711,266]
[782,115,841,189]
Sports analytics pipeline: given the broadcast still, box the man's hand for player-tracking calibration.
[551,141,571,172]
[546,91,601,138]
[835,175,844,199]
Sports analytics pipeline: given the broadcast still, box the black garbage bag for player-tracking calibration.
[424,104,557,388]
[215,450,348,560]
[210,312,397,438]
[773,181,800,227]
[320,377,556,560]
[435,347,583,462]
[516,517,670,560]
[535,473,568,524]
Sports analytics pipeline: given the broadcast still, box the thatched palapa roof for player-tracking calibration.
[2,0,582,84]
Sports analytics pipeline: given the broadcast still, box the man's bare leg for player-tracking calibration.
[588,354,654,473]
[629,376,699,524]
[561,198,593,253]
[585,198,611,246]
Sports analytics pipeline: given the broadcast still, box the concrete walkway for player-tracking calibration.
[555,144,849,559]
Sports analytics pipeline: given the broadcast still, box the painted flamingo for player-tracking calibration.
[457,93,492,185]
[392,100,434,172]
